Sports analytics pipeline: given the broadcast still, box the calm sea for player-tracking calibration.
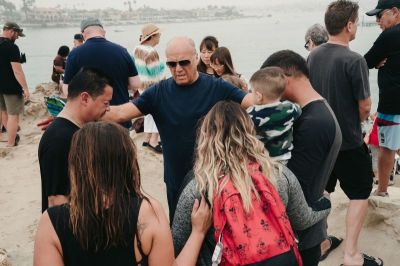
[17,10,381,109]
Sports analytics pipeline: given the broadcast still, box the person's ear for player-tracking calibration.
[80,92,90,105]
[255,91,263,103]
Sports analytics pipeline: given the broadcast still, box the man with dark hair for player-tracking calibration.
[261,50,342,266]
[365,0,400,197]
[0,22,29,147]
[51,45,70,86]
[73,33,84,48]
[38,67,113,212]
[308,1,382,266]
[105,36,253,221]
[63,18,140,128]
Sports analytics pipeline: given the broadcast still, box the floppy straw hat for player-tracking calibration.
[140,23,162,44]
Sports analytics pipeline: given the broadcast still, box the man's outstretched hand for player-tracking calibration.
[37,116,54,131]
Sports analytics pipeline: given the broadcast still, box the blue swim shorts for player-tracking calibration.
[377,112,400,150]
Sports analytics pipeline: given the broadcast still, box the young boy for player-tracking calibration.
[247,67,301,162]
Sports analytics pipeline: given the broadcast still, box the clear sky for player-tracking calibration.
[13,0,376,10]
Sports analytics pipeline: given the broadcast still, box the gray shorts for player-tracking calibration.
[0,94,24,115]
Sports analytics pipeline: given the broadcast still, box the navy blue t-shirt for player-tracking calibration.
[64,37,138,106]
[133,73,246,192]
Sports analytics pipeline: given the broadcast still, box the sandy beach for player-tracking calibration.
[0,84,399,266]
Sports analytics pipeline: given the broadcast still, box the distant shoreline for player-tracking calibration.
[22,16,251,29]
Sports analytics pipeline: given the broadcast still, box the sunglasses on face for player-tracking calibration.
[304,40,310,50]
[376,9,390,19]
[166,60,191,68]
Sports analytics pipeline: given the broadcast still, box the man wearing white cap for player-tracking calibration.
[0,22,29,147]
[365,0,400,197]
[63,18,140,129]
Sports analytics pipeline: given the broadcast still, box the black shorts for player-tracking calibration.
[325,143,373,200]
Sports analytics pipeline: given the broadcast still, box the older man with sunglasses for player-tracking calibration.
[105,36,253,221]
[365,0,400,197]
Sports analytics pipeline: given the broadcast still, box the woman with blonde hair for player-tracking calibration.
[172,101,331,265]
[34,121,211,266]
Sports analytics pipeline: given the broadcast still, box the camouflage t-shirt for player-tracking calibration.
[248,100,301,159]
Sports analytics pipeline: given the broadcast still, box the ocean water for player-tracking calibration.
[16,10,381,109]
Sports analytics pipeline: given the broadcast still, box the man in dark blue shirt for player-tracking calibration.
[63,18,140,128]
[365,0,400,197]
[105,36,253,221]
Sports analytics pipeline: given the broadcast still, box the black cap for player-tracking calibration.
[366,0,400,16]
[3,22,25,37]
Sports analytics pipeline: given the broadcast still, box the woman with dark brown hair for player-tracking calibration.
[210,47,248,90]
[34,121,211,266]
[197,36,218,75]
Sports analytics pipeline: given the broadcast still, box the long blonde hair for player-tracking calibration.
[194,101,280,213]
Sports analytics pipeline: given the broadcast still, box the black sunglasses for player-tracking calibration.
[304,40,310,50]
[376,9,389,19]
[166,60,191,68]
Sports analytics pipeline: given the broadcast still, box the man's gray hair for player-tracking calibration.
[305,23,329,45]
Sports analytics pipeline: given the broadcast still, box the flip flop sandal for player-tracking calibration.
[320,235,343,261]
[340,253,384,266]
[147,143,162,154]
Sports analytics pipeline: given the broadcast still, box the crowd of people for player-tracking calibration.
[1,0,399,265]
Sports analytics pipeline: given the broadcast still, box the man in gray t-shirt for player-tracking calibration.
[308,2,381,266]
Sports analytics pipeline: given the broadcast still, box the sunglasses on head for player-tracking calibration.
[166,60,191,68]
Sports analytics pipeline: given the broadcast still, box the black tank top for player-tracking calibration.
[47,197,148,266]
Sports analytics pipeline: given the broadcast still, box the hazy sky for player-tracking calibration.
[15,0,270,9]
[13,0,376,10]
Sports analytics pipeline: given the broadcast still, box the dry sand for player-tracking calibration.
[0,83,399,265]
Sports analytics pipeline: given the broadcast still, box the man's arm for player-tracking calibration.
[128,76,141,92]
[364,33,387,69]
[11,62,29,100]
[358,97,371,122]
[240,93,255,109]
[102,102,143,123]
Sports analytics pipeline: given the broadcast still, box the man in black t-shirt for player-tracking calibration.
[308,2,383,266]
[104,36,254,221]
[261,50,342,266]
[0,22,29,147]
[365,0,400,197]
[39,67,113,212]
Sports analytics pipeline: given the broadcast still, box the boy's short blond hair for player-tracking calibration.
[250,67,286,100]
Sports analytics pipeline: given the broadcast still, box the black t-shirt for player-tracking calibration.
[364,23,400,114]
[38,118,79,212]
[287,99,342,250]
[133,73,246,195]
[308,43,370,150]
[0,37,22,95]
